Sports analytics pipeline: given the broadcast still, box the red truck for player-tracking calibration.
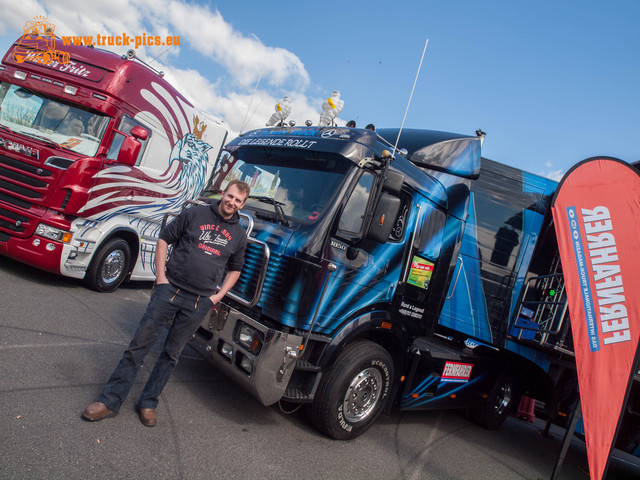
[0,37,227,291]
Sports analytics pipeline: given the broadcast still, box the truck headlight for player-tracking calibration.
[219,341,233,361]
[35,223,72,243]
[235,322,263,355]
[237,352,253,376]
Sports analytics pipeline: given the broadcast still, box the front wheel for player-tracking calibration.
[308,340,393,440]
[84,238,131,292]
[471,372,518,430]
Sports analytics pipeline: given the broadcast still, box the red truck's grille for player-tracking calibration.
[0,154,54,239]
[0,205,29,234]
[0,154,52,201]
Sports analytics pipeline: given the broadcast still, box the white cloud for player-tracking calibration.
[0,1,334,138]
[160,63,324,138]
[7,0,311,90]
[0,0,43,36]
[538,168,565,182]
[161,2,309,90]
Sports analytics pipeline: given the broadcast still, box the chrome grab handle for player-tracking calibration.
[300,262,337,359]
[226,237,270,308]
[238,211,254,236]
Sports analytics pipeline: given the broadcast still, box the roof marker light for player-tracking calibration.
[14,70,27,80]
[64,85,78,95]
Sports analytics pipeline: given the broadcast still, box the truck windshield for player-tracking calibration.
[0,82,109,156]
[207,148,352,224]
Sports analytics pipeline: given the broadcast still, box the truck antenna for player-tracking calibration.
[239,72,263,135]
[392,38,429,159]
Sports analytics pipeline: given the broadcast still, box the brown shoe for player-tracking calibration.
[83,401,116,421]
[137,407,157,427]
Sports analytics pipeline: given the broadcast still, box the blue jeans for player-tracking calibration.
[98,283,212,412]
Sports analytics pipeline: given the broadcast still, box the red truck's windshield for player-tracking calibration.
[0,82,110,156]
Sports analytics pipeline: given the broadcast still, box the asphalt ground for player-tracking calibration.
[1,256,640,480]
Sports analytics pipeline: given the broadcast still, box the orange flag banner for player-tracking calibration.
[551,157,640,480]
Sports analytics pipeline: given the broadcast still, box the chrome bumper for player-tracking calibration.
[191,303,302,406]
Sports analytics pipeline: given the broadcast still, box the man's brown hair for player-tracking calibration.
[225,179,250,200]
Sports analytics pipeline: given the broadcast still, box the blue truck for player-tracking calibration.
[189,124,639,448]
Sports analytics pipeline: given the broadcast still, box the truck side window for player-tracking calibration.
[338,171,374,235]
[106,115,149,165]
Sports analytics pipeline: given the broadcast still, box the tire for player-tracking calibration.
[84,238,131,292]
[471,372,518,430]
[309,340,393,440]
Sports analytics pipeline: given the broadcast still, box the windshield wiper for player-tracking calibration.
[249,195,289,226]
[17,131,61,149]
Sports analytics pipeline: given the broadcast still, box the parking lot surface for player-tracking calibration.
[1,257,639,479]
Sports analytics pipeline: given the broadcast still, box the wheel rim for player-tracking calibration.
[493,382,512,416]
[343,367,382,423]
[101,249,126,285]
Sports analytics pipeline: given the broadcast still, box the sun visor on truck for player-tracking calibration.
[16,56,109,82]
[409,137,481,179]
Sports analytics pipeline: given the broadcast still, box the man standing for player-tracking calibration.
[83,180,250,427]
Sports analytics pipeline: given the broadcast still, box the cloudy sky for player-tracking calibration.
[0,0,638,179]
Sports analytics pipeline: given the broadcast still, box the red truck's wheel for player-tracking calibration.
[84,238,131,292]
[309,340,393,440]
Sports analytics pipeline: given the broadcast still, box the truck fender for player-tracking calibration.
[83,227,140,292]
[318,310,408,381]
[98,227,140,268]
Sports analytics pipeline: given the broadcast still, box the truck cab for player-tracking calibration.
[192,125,499,439]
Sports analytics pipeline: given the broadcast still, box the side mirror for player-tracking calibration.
[116,127,148,166]
[117,136,142,166]
[130,125,149,141]
[364,192,401,243]
[383,171,404,196]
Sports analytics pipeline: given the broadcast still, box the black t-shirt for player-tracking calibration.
[159,201,247,296]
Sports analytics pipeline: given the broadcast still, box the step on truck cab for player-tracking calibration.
[0,37,226,291]
[189,123,602,440]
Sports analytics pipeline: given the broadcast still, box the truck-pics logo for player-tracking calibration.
[15,16,181,66]
[15,17,70,65]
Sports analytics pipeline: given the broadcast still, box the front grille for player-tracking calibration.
[0,191,31,209]
[0,153,54,239]
[0,207,29,234]
[261,251,286,308]
[0,164,47,188]
[0,154,53,205]
[230,241,285,307]
[0,155,52,177]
